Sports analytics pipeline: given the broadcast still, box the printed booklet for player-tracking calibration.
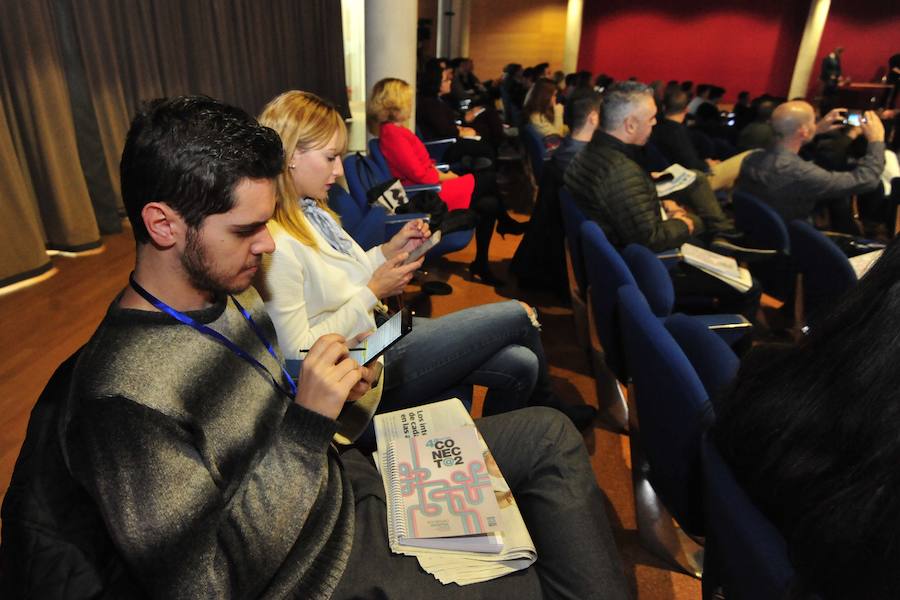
[374,399,537,585]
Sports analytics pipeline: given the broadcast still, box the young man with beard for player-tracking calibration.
[51,96,628,599]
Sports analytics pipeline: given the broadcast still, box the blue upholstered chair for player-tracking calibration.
[700,434,797,600]
[559,188,591,350]
[663,313,739,401]
[732,190,792,300]
[519,123,549,184]
[580,221,635,383]
[327,185,395,251]
[788,219,857,325]
[621,243,752,348]
[617,284,711,576]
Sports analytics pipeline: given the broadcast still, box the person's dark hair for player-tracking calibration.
[695,83,712,97]
[120,95,283,244]
[523,77,558,122]
[564,73,578,88]
[709,86,725,101]
[533,62,549,75]
[713,236,900,599]
[680,80,694,92]
[601,81,652,131]
[568,90,602,131]
[594,74,614,91]
[575,70,593,88]
[754,98,779,122]
[504,63,523,77]
[419,61,444,97]
[663,88,690,115]
[695,101,720,123]
[449,57,465,70]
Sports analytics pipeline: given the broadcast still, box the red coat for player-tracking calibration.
[378,122,473,211]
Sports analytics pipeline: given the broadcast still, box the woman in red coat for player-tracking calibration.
[367,77,524,286]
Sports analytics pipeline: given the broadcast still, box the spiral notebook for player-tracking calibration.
[384,427,503,553]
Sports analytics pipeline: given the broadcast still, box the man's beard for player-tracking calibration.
[181,227,245,297]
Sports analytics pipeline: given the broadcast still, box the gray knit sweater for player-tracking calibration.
[63,288,353,599]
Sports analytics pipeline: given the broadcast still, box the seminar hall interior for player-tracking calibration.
[1,0,899,597]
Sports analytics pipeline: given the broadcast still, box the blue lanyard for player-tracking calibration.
[128,274,297,399]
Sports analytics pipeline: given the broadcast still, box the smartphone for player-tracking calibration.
[349,309,413,365]
[652,172,674,183]
[403,230,441,265]
[844,110,866,127]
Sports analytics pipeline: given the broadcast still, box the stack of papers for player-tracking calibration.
[374,399,536,585]
[655,163,697,197]
[848,249,882,279]
[681,243,753,292]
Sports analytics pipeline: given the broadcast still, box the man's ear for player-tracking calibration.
[141,202,184,249]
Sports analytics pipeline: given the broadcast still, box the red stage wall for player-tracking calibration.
[577,0,899,102]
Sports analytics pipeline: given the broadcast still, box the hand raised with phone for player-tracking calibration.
[368,253,423,298]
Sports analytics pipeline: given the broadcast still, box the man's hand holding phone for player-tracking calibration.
[295,334,365,420]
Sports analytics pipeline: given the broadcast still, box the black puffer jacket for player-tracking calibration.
[564,131,690,252]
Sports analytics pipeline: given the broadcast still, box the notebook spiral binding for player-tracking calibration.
[384,442,408,541]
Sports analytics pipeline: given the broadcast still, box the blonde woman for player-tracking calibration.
[368,77,525,286]
[257,91,586,422]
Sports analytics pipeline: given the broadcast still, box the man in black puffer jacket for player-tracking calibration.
[565,81,760,321]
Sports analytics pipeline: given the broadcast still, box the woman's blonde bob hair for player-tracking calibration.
[258,90,347,248]
[366,77,412,135]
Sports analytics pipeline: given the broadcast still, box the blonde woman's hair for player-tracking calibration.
[258,90,347,248]
[366,78,412,135]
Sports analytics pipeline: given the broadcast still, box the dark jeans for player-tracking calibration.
[382,300,551,415]
[670,174,734,237]
[332,407,630,600]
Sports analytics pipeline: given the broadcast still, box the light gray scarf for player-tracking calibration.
[300,197,354,256]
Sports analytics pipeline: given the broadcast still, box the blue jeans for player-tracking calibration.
[382,301,549,416]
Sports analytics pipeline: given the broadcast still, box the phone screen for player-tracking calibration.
[846,112,863,127]
[349,309,413,365]
[403,230,441,265]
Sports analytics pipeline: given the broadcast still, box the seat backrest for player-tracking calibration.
[582,221,636,380]
[343,152,385,208]
[617,284,709,535]
[732,190,790,253]
[367,138,392,177]
[559,188,589,294]
[519,123,547,182]
[1,349,122,597]
[327,184,364,232]
[788,219,857,319]
[701,435,795,600]
[622,243,674,318]
[664,313,739,400]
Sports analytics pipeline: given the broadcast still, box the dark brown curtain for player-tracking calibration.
[0,0,348,287]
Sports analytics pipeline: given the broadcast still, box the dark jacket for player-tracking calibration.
[650,118,709,172]
[564,131,690,251]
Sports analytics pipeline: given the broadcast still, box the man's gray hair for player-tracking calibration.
[601,81,653,131]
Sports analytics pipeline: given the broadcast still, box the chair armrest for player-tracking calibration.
[423,138,457,147]
[694,313,753,348]
[384,212,429,225]
[404,184,442,194]
[385,212,430,238]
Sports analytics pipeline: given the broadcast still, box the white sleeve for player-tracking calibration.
[263,241,378,359]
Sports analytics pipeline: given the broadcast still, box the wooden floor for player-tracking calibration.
[0,219,700,599]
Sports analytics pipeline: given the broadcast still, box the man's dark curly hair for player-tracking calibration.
[120,95,284,243]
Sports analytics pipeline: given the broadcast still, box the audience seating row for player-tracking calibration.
[558,187,801,596]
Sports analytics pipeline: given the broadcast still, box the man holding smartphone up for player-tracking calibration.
[736,100,885,228]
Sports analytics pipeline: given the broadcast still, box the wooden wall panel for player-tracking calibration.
[467,0,568,83]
